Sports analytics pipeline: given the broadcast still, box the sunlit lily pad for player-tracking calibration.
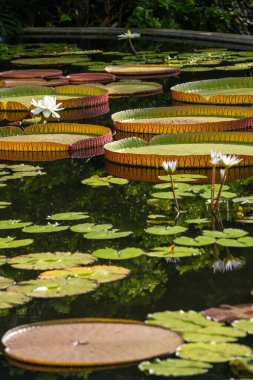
[47,212,89,221]
[84,229,132,240]
[81,175,128,187]
[174,236,215,246]
[233,195,253,204]
[105,81,162,96]
[139,358,212,377]
[146,246,201,258]
[11,56,90,66]
[0,237,33,249]
[39,265,130,283]
[0,291,30,309]
[186,218,210,224]
[145,226,187,236]
[0,202,12,209]
[0,276,14,290]
[22,224,69,233]
[9,277,98,298]
[230,356,253,378]
[217,236,253,247]
[232,319,253,334]
[176,342,252,363]
[203,228,248,239]
[9,252,96,270]
[70,223,112,233]
[0,256,6,266]
[0,220,32,230]
[93,247,144,260]
[182,325,246,343]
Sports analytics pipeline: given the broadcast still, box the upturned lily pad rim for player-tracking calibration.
[2,318,183,367]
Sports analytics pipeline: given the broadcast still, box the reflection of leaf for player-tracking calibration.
[139,358,212,377]
[0,256,6,266]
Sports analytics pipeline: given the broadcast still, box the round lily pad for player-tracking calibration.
[66,73,116,84]
[83,229,133,240]
[0,220,32,230]
[0,237,33,249]
[139,358,212,377]
[204,228,248,239]
[105,81,162,97]
[174,236,215,246]
[11,56,90,66]
[0,291,30,309]
[176,342,252,363]
[0,276,14,290]
[81,176,128,187]
[145,226,187,236]
[146,246,201,258]
[47,212,89,221]
[93,247,144,260]
[232,319,253,334]
[0,69,63,79]
[22,224,69,233]
[9,252,96,270]
[70,223,112,234]
[2,319,183,366]
[39,265,130,283]
[182,325,246,343]
[105,64,180,77]
[217,236,253,247]
[9,277,98,298]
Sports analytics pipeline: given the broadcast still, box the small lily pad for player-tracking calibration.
[9,252,96,270]
[232,319,253,334]
[0,202,11,209]
[0,276,14,290]
[0,220,32,230]
[71,223,112,234]
[84,229,132,240]
[0,256,7,266]
[47,212,89,221]
[146,246,201,258]
[22,224,69,233]
[139,358,212,377]
[145,226,187,236]
[9,277,98,298]
[204,228,248,239]
[176,342,252,363]
[186,218,210,224]
[182,325,246,343]
[81,175,128,187]
[0,291,30,309]
[174,236,215,246]
[39,265,130,283]
[217,236,253,247]
[0,237,33,249]
[93,247,144,260]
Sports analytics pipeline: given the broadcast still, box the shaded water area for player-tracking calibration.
[0,39,253,379]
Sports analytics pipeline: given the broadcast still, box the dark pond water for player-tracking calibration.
[0,39,252,380]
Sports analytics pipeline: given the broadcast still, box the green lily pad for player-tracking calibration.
[146,310,219,333]
[47,212,90,221]
[9,252,96,270]
[174,236,215,246]
[81,175,128,187]
[0,237,33,249]
[176,342,252,363]
[204,228,248,239]
[0,291,30,309]
[0,276,14,290]
[182,325,246,343]
[22,224,69,233]
[159,174,207,182]
[230,356,253,378]
[145,226,187,236]
[70,223,112,234]
[0,256,6,266]
[39,265,130,283]
[9,277,98,298]
[0,220,32,230]
[93,247,144,260]
[139,358,212,377]
[151,191,194,199]
[186,218,210,224]
[11,56,90,66]
[84,229,132,240]
[0,201,11,209]
[233,195,253,204]
[217,236,253,247]
[146,246,201,258]
[232,319,253,334]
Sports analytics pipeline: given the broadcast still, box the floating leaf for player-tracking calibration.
[0,291,30,309]
[0,256,6,266]
[176,342,252,363]
[22,224,69,233]
[186,218,210,224]
[47,212,89,221]
[174,236,215,246]
[9,277,98,298]
[84,229,132,240]
[202,303,253,323]
[0,237,33,249]
[232,319,253,334]
[230,356,253,378]
[39,265,130,283]
[9,252,96,270]
[182,325,246,343]
[0,201,11,209]
[93,247,144,260]
[233,195,253,204]
[0,220,32,230]
[0,276,14,290]
[145,226,187,236]
[71,223,112,234]
[139,358,212,377]
[146,246,201,258]
[81,175,128,187]
[217,236,253,247]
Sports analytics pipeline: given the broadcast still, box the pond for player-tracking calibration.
[0,39,253,380]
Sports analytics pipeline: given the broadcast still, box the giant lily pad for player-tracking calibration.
[22,224,69,233]
[176,342,252,363]
[217,236,253,247]
[171,77,253,104]
[174,236,215,246]
[93,247,144,260]
[2,319,183,366]
[9,277,98,298]
[112,106,253,134]
[105,81,162,97]
[0,85,108,111]
[47,212,89,221]
[70,223,112,234]
[9,252,96,270]
[0,291,30,309]
[39,265,130,283]
[104,133,253,168]
[0,124,112,152]
[105,65,180,77]
[139,358,212,377]
[0,69,63,79]
[203,228,248,239]
[66,72,116,84]
[11,56,90,66]
[3,78,69,88]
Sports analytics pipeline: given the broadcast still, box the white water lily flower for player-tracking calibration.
[31,96,64,119]
[162,160,177,173]
[210,151,222,165]
[221,154,242,168]
[118,29,141,39]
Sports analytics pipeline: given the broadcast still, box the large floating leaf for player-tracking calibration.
[186,218,210,224]
[203,228,248,239]
[0,237,33,249]
[176,342,252,363]
[174,236,215,246]
[81,175,128,187]
[106,81,162,96]
[0,276,14,290]
[11,56,90,66]
[146,246,201,258]
[0,220,32,230]
[0,69,63,79]
[9,277,98,298]
[182,325,246,343]
[105,64,180,76]
[39,265,130,283]
[83,229,133,240]
[22,224,69,233]
[93,247,144,260]
[70,223,112,234]
[0,291,30,309]
[139,358,212,377]
[217,236,253,247]
[232,319,253,334]
[9,252,96,270]
[145,226,187,236]
[202,303,253,323]
[47,212,89,221]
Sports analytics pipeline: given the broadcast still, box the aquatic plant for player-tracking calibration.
[118,29,141,56]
